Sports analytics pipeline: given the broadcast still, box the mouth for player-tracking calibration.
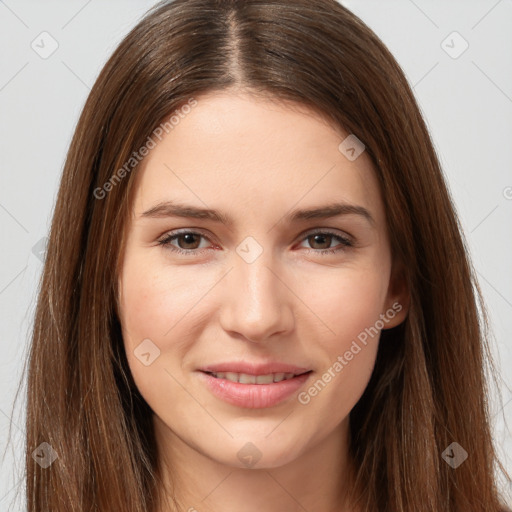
[197,365,313,408]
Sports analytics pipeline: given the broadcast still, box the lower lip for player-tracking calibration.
[198,371,312,409]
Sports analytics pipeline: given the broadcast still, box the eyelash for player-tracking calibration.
[157,229,353,257]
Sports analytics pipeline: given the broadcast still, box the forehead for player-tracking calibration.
[129,91,385,228]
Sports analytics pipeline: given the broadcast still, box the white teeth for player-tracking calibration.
[256,374,274,384]
[225,372,238,382]
[239,373,256,384]
[211,372,298,384]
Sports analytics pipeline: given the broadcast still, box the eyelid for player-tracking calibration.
[295,227,353,245]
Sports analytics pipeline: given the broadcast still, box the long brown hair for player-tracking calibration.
[16,0,510,510]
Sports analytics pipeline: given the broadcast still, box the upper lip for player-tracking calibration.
[199,362,312,376]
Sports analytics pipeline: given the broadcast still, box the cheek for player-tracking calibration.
[299,264,388,347]
[294,267,387,407]
[117,255,187,395]
[118,254,200,346]
[118,251,227,405]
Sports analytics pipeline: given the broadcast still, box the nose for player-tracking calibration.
[219,252,294,343]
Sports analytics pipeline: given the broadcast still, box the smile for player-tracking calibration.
[198,369,313,408]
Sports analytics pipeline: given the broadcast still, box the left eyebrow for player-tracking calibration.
[140,200,375,228]
[285,202,375,227]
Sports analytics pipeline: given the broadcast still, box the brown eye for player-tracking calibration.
[307,233,334,250]
[158,231,211,255]
[298,230,353,255]
[174,233,202,250]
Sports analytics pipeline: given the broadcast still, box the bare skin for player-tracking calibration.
[117,90,409,512]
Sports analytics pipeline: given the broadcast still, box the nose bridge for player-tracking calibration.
[242,256,279,309]
[220,241,293,341]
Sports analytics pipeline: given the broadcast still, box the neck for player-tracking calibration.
[153,415,360,512]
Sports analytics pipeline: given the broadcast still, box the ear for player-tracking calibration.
[382,258,410,329]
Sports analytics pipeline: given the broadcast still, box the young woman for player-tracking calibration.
[23,0,511,510]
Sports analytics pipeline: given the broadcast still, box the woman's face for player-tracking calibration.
[118,90,408,470]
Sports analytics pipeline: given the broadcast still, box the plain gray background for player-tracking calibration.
[0,0,511,510]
